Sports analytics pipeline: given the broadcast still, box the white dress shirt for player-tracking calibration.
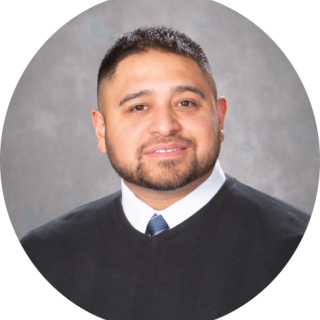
[121,160,226,234]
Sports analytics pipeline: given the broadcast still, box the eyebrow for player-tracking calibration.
[118,85,205,107]
[119,90,153,106]
[171,85,205,99]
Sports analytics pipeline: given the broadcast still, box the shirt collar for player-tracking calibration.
[121,160,225,234]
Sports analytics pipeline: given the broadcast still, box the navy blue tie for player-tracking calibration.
[147,214,169,236]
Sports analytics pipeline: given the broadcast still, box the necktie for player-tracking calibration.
[147,214,169,236]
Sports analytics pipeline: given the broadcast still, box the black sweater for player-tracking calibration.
[21,175,310,320]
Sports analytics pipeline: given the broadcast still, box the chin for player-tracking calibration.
[135,166,209,191]
[135,178,191,192]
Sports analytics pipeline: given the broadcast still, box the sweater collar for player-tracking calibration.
[121,160,225,234]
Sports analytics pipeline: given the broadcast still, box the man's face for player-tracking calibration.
[95,50,226,191]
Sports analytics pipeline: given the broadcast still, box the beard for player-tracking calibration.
[105,127,221,191]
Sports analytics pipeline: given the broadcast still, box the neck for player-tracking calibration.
[123,168,213,211]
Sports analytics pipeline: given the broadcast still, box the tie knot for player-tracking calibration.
[147,214,169,236]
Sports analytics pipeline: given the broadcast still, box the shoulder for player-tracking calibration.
[20,191,121,258]
[224,175,310,239]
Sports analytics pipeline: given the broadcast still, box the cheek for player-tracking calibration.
[184,114,218,151]
[106,117,145,160]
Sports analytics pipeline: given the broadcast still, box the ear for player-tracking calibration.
[91,109,107,154]
[216,97,227,142]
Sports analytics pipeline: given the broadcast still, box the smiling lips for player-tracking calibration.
[146,143,187,158]
[154,148,182,153]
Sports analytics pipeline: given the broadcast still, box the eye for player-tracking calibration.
[177,100,195,107]
[131,105,147,112]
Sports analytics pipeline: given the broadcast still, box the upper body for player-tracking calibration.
[21,173,309,320]
[20,26,310,320]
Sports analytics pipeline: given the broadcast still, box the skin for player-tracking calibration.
[92,50,227,210]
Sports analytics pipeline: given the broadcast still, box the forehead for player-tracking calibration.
[99,50,211,101]
[118,50,204,83]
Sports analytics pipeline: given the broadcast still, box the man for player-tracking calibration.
[21,26,310,320]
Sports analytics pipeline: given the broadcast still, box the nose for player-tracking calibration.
[148,106,182,137]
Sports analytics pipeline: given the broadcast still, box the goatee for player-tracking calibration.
[105,129,221,191]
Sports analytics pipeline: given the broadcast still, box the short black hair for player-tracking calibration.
[97,26,217,106]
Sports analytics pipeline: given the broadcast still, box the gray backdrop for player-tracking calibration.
[1,0,319,239]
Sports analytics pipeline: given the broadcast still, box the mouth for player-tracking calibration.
[145,143,188,158]
[147,148,187,158]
